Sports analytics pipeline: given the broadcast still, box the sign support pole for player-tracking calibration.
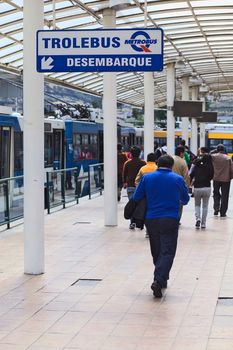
[191,86,198,154]
[166,62,175,155]
[144,73,155,158]
[181,76,190,145]
[103,8,118,226]
[23,0,44,274]
[200,96,206,147]
[143,0,154,159]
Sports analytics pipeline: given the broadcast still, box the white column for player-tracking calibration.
[181,76,189,144]
[23,0,44,274]
[200,96,206,147]
[103,9,117,226]
[191,86,198,154]
[144,72,154,158]
[166,63,175,155]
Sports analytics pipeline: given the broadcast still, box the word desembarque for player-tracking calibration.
[66,57,153,67]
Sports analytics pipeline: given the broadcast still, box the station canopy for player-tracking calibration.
[0,0,233,107]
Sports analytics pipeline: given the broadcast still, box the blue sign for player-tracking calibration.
[37,29,163,73]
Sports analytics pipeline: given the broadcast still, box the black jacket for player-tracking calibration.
[190,154,214,188]
[124,198,146,229]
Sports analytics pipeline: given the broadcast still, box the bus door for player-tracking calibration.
[0,126,11,179]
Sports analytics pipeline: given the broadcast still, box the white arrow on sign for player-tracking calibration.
[41,56,54,70]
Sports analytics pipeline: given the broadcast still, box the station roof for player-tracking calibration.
[0,0,233,107]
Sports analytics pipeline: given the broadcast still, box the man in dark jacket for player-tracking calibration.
[117,143,128,202]
[133,155,189,298]
[211,144,233,217]
[123,146,146,229]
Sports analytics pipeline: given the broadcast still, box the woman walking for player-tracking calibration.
[190,147,214,229]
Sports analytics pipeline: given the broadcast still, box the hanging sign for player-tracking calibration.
[36,28,163,73]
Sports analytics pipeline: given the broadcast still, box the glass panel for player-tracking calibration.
[44,133,53,167]
[9,177,24,221]
[54,130,63,169]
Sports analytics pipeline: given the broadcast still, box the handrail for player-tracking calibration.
[0,175,23,183]
[46,167,77,174]
[88,163,104,199]
[0,164,104,229]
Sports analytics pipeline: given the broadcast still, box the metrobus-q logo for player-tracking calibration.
[125,31,157,52]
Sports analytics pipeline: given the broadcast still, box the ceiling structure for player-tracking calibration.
[0,0,233,107]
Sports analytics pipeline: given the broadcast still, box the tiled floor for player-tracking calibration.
[0,187,233,350]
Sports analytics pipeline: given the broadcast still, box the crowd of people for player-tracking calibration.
[118,140,233,298]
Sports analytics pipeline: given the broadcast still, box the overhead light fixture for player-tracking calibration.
[189,72,202,84]
[175,55,186,69]
[109,0,131,9]
[199,83,209,93]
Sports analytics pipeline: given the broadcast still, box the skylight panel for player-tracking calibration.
[195,8,233,15]
[58,16,95,29]
[1,52,23,64]
[0,3,14,13]
[11,0,23,6]
[1,23,22,34]
[11,33,23,41]
[191,0,233,7]
[0,37,13,48]
[44,0,71,12]
[1,12,23,26]
[0,44,22,58]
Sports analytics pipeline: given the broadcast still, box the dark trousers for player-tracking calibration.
[213,181,231,216]
[145,217,179,288]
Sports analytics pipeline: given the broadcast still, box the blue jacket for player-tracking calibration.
[133,168,190,220]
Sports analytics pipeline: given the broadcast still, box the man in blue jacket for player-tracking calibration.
[133,155,190,298]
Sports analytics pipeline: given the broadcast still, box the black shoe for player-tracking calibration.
[220,214,227,218]
[195,219,201,228]
[118,196,121,202]
[151,280,162,298]
[214,211,219,216]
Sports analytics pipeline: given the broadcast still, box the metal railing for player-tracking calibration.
[88,163,103,199]
[0,163,104,229]
[0,175,24,229]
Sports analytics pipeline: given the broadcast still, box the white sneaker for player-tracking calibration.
[129,223,136,230]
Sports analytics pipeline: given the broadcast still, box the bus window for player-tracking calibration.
[222,139,233,154]
[209,139,221,152]
[0,126,11,179]
[80,133,93,159]
[89,134,98,159]
[14,132,23,172]
[73,133,81,161]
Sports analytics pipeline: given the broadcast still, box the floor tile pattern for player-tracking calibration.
[0,187,232,350]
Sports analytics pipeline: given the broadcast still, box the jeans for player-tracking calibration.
[127,187,136,224]
[145,217,179,288]
[127,187,136,200]
[213,181,231,216]
[194,187,211,225]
